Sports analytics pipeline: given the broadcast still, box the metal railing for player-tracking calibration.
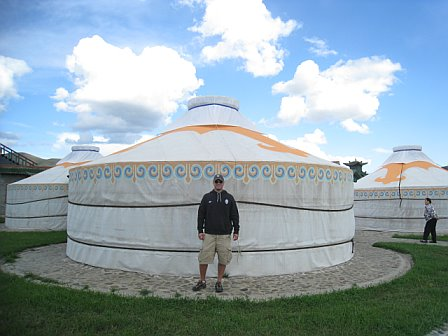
[0,143,37,166]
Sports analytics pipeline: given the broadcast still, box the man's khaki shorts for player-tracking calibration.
[198,234,233,265]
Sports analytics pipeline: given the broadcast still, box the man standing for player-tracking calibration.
[421,197,438,243]
[193,174,239,293]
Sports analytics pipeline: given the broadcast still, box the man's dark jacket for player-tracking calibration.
[197,189,239,235]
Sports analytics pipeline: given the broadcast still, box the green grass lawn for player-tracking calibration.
[0,231,447,336]
[0,231,67,262]
[393,233,448,241]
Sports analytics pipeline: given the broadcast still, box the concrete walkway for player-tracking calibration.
[0,229,429,300]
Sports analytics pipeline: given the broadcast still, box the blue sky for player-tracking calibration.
[1,0,447,173]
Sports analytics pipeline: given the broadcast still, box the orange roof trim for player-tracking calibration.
[375,161,442,184]
[113,125,309,158]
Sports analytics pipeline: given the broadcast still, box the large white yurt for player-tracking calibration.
[354,145,448,232]
[6,146,102,230]
[67,96,355,276]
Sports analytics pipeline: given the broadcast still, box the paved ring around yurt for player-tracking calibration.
[3,229,442,301]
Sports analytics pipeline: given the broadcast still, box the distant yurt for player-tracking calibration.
[67,96,355,276]
[6,146,102,230]
[354,145,448,232]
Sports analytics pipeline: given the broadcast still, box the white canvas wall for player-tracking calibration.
[5,146,102,230]
[66,96,355,276]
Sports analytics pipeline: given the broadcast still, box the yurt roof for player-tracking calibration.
[57,145,101,164]
[355,145,448,189]
[165,96,257,132]
[86,96,339,168]
[12,146,102,185]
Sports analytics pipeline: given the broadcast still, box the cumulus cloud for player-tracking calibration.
[273,128,328,159]
[54,132,80,146]
[272,57,402,133]
[268,128,371,165]
[52,35,203,143]
[340,118,369,134]
[189,0,299,77]
[53,131,154,156]
[269,128,370,167]
[177,0,201,6]
[0,55,32,112]
[304,37,337,57]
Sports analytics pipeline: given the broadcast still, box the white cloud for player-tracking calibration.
[92,135,109,143]
[189,0,299,77]
[52,131,155,157]
[177,0,201,6]
[271,128,371,168]
[272,57,402,133]
[304,37,337,57]
[51,87,69,101]
[274,128,328,159]
[276,96,308,124]
[52,35,203,143]
[0,55,32,112]
[340,118,369,134]
[51,132,81,156]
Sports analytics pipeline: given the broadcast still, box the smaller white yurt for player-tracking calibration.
[354,145,448,232]
[5,146,102,230]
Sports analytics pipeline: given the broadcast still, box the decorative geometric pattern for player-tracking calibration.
[8,184,68,192]
[69,161,352,185]
[355,187,448,200]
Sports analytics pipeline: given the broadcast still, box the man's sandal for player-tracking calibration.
[215,281,223,293]
[192,280,206,291]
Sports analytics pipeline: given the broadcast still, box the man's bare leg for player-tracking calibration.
[199,264,208,282]
[217,263,226,283]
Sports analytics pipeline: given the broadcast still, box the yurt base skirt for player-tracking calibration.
[355,217,448,233]
[66,237,354,277]
[5,216,67,231]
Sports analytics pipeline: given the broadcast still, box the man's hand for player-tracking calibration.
[233,233,239,241]
[198,232,205,240]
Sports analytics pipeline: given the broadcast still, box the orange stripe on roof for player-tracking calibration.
[375,161,443,184]
[164,125,309,157]
[109,125,309,158]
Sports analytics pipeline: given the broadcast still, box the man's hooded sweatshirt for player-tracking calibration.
[197,189,239,235]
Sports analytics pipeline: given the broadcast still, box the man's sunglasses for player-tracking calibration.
[214,180,223,184]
